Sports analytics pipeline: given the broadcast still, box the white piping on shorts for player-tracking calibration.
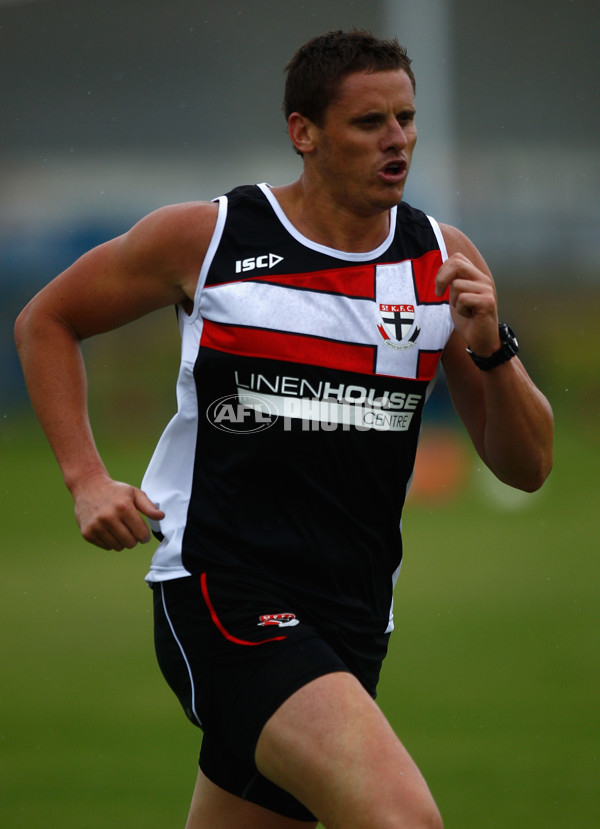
[160,582,203,727]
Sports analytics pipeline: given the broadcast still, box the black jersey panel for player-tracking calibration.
[181,350,426,633]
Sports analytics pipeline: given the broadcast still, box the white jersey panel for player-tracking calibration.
[201,280,376,344]
[143,197,228,582]
[142,317,204,581]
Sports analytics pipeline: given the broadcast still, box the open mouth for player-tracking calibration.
[380,160,406,179]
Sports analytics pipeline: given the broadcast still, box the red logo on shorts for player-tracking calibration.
[258,613,300,628]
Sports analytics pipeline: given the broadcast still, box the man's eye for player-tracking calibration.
[357,117,381,129]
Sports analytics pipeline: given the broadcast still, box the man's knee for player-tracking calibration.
[403,797,443,829]
[371,789,443,829]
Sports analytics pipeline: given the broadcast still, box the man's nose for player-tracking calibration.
[382,118,408,151]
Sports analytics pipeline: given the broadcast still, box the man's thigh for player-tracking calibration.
[154,573,350,821]
[255,672,442,829]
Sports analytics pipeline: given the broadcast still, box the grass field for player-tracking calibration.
[2,291,598,828]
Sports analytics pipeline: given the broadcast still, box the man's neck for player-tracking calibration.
[271,179,392,254]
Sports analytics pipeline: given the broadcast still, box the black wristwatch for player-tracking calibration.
[467,323,519,371]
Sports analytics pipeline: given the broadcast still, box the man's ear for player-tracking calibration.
[287,112,319,155]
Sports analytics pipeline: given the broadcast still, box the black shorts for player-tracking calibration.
[152,571,389,821]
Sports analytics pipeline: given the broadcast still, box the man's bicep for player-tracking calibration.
[27,236,185,341]
[27,201,216,339]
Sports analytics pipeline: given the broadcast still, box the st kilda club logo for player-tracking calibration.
[377,303,421,350]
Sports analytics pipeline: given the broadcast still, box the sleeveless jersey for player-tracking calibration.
[143,183,453,636]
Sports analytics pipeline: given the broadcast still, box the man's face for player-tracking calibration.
[308,69,417,216]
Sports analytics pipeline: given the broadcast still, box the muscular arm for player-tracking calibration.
[14,201,218,549]
[438,225,553,492]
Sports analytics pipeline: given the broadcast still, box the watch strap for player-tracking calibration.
[467,323,519,371]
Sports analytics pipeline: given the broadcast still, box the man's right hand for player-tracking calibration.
[71,474,165,551]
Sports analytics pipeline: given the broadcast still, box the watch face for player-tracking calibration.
[501,324,519,354]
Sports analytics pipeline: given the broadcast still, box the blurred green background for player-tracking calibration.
[2,1,599,827]
[2,286,598,829]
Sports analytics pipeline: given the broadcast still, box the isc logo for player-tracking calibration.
[235,253,284,273]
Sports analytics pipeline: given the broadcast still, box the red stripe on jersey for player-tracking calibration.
[255,264,376,298]
[211,264,377,298]
[412,250,447,303]
[200,573,287,646]
[417,350,443,381]
[201,319,377,374]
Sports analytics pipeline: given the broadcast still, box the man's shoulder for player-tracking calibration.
[120,200,220,289]
[134,200,220,250]
[149,199,220,227]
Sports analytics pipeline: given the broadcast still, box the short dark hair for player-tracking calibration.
[284,29,415,126]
